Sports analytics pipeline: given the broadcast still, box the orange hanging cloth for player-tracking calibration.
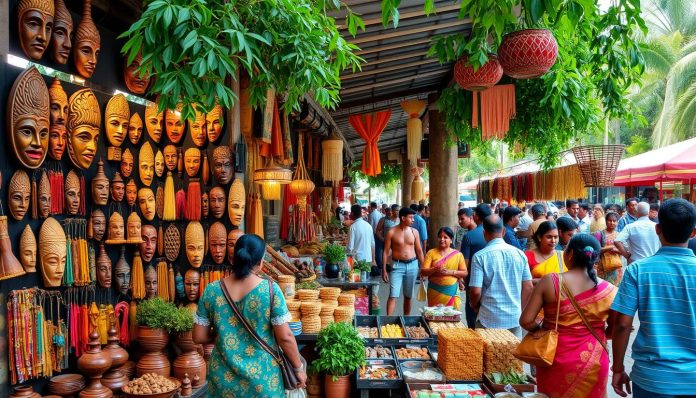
[473,84,516,140]
[271,99,284,158]
[349,110,392,176]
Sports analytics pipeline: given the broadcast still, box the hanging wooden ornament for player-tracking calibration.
[253,157,292,201]
[289,132,315,210]
[411,166,425,202]
[321,136,343,184]
[400,99,427,166]
[201,153,210,186]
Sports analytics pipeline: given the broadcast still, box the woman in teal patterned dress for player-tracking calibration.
[193,234,307,397]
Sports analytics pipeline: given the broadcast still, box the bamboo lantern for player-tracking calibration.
[289,133,315,210]
[401,99,427,166]
[321,136,344,183]
[253,157,292,201]
[411,167,425,202]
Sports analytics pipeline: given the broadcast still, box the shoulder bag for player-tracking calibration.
[561,282,609,353]
[220,278,306,391]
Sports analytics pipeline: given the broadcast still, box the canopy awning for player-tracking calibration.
[614,137,696,186]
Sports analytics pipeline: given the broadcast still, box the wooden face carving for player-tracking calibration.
[189,109,206,147]
[155,150,164,177]
[96,243,111,288]
[138,188,156,221]
[73,0,100,78]
[185,221,204,268]
[209,186,225,219]
[128,112,143,144]
[67,88,100,169]
[108,212,124,241]
[165,107,184,144]
[139,142,155,186]
[184,269,200,302]
[228,178,246,227]
[20,225,37,273]
[202,192,209,218]
[114,249,130,295]
[17,0,55,60]
[206,104,223,143]
[9,170,31,221]
[212,146,233,185]
[48,77,68,160]
[90,209,106,241]
[49,0,72,64]
[145,100,163,143]
[184,148,201,177]
[39,217,67,287]
[105,94,129,147]
[120,148,134,178]
[126,212,142,242]
[227,229,244,261]
[124,53,151,94]
[92,159,109,206]
[145,266,157,298]
[139,225,157,263]
[110,172,124,202]
[126,179,137,207]
[38,171,50,218]
[65,170,80,215]
[8,66,50,169]
[208,222,227,265]
[163,145,177,171]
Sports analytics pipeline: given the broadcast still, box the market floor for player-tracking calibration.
[374,281,639,397]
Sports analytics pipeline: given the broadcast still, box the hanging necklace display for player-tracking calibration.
[8,66,50,169]
[9,169,31,221]
[38,169,51,218]
[105,94,129,161]
[48,161,64,214]
[63,220,74,287]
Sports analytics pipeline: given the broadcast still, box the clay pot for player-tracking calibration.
[324,374,351,398]
[118,360,136,380]
[77,330,114,398]
[102,322,130,392]
[136,326,171,377]
[172,331,207,387]
[49,374,86,396]
[10,385,40,398]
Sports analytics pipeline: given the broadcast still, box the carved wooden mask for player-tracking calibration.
[92,159,109,206]
[185,221,204,268]
[120,148,134,178]
[114,247,130,295]
[124,53,151,94]
[126,179,137,207]
[189,108,206,147]
[64,169,80,215]
[49,0,72,64]
[184,148,201,177]
[128,112,143,145]
[208,222,227,265]
[39,217,67,287]
[105,94,129,147]
[139,224,157,263]
[20,224,37,273]
[206,104,223,143]
[38,170,51,218]
[145,100,163,143]
[212,146,233,185]
[209,186,225,219]
[201,192,209,218]
[8,66,50,169]
[155,150,164,177]
[110,172,124,202]
[126,211,142,243]
[164,145,177,171]
[48,77,68,160]
[165,106,184,144]
[90,208,106,241]
[184,269,200,302]
[73,0,100,78]
[67,88,100,169]
[9,170,31,221]
[228,178,246,227]
[144,265,157,298]
[139,141,155,186]
[17,0,55,60]
[138,187,156,221]
[227,229,244,261]
[108,212,124,241]
[96,243,111,288]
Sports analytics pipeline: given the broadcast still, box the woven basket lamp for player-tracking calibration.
[411,166,425,202]
[400,99,428,166]
[321,136,344,184]
[253,157,292,200]
[290,133,315,210]
[571,145,625,187]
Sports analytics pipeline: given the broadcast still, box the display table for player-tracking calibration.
[316,277,381,314]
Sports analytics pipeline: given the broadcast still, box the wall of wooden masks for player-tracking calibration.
[1,0,244,392]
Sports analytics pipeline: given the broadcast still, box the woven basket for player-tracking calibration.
[300,301,322,316]
[571,145,625,187]
[289,310,301,322]
[454,55,503,91]
[297,289,320,301]
[320,302,337,315]
[302,316,321,334]
[286,300,301,311]
[337,293,355,306]
[164,224,180,262]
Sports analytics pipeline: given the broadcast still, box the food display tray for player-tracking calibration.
[406,383,494,398]
[399,360,446,384]
[354,315,380,342]
[377,315,410,344]
[483,373,537,393]
[393,345,434,362]
[401,315,434,345]
[356,359,402,389]
[364,345,395,361]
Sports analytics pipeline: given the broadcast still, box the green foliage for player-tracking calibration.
[354,260,372,273]
[349,162,402,189]
[296,280,321,290]
[170,306,195,333]
[491,370,528,385]
[136,297,186,332]
[626,134,652,156]
[323,243,346,265]
[311,322,365,378]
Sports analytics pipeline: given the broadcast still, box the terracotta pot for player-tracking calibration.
[454,55,503,91]
[324,374,351,398]
[138,326,169,351]
[102,322,130,392]
[136,326,171,377]
[498,29,558,79]
[77,330,114,398]
[10,385,40,398]
[172,331,207,387]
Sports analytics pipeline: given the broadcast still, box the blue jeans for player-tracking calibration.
[633,382,696,398]
[374,235,384,276]
[389,259,419,299]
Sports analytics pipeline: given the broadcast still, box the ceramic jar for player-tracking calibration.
[136,326,171,377]
[172,331,206,387]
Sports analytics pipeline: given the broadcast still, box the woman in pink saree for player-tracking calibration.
[520,234,617,398]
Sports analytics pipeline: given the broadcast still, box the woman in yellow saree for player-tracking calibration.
[520,234,617,398]
[525,221,568,282]
[421,227,467,309]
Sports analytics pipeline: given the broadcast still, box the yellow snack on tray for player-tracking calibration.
[438,328,484,381]
[475,329,523,374]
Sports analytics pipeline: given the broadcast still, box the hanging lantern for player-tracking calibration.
[400,99,427,166]
[289,133,315,209]
[498,29,558,79]
[571,145,625,187]
[411,167,425,202]
[321,135,344,184]
[253,157,292,200]
[454,55,503,91]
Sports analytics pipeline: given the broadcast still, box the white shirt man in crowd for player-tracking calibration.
[368,202,383,231]
[577,203,591,233]
[347,204,376,264]
[615,202,661,264]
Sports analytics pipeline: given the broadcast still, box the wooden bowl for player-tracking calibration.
[123,378,181,398]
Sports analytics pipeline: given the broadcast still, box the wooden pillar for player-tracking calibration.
[427,93,458,250]
[401,151,412,207]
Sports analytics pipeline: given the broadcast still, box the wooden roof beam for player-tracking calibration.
[350,20,463,45]
[341,58,442,80]
[338,4,461,30]
[340,69,448,95]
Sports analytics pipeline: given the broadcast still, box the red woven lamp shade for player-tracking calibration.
[454,55,503,91]
[571,145,625,187]
[498,29,558,79]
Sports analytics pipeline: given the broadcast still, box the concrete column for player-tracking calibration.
[427,93,458,250]
[401,151,412,207]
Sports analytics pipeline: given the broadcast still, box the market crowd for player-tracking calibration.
[342,197,696,398]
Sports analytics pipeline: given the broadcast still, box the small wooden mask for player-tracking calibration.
[206,104,224,143]
[145,100,163,143]
[107,212,125,242]
[90,208,106,241]
[50,0,72,64]
[155,150,164,177]
[144,265,157,298]
[73,0,100,78]
[165,105,185,144]
[9,170,31,220]
[138,187,156,221]
[139,142,155,186]
[120,148,134,178]
[67,88,100,170]
[8,66,50,169]
[64,169,81,215]
[39,217,67,287]
[128,112,143,144]
[139,224,157,263]
[189,108,206,147]
[208,222,227,265]
[184,148,201,177]
[92,159,110,206]
[126,212,143,243]
[105,94,130,147]
[201,192,209,218]
[184,269,200,302]
[96,243,111,288]
[20,224,37,273]
[227,229,244,261]
[185,221,204,268]
[17,0,55,60]
[228,178,246,227]
[212,146,233,185]
[114,247,130,295]
[124,53,151,95]
[48,77,68,161]
[38,170,51,218]
[110,172,125,202]
[126,179,137,207]
[209,186,226,219]
[164,145,178,171]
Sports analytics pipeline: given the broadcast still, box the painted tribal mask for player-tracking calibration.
[49,0,72,64]
[8,66,50,169]
[67,88,100,170]
[73,0,100,78]
[17,0,54,60]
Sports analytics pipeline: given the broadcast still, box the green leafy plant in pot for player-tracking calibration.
[311,322,365,398]
[323,243,346,279]
[354,259,372,280]
[135,297,179,376]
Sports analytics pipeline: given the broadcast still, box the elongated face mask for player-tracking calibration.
[228,178,246,227]
[63,170,79,215]
[185,221,204,268]
[128,112,143,144]
[120,148,134,178]
[48,77,68,161]
[155,150,164,177]
[39,217,67,287]
[73,0,100,78]
[138,188,156,221]
[67,88,100,169]
[206,104,223,143]
[125,179,137,207]
[20,225,37,273]
[49,0,72,64]
[139,225,157,263]
[202,192,209,218]
[165,106,184,144]
[105,94,129,147]
[9,66,50,169]
[163,145,178,171]
[114,249,130,295]
[139,142,155,186]
[9,170,31,221]
[124,53,151,94]
[91,209,106,241]
[38,171,51,218]
[145,100,163,143]
[189,108,206,147]
[212,146,233,185]
[126,212,142,243]
[111,172,124,202]
[210,186,226,219]
[17,0,54,60]
[96,243,111,288]
[184,148,201,177]
[184,269,200,302]
[92,159,110,206]
[227,229,244,261]
[108,212,124,241]
[145,266,157,298]
[208,222,227,265]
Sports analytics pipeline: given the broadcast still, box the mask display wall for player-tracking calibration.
[228,178,246,227]
[17,0,55,60]
[105,94,130,147]
[49,0,72,64]
[163,145,178,172]
[114,247,131,295]
[120,148,134,178]
[107,212,125,243]
[48,77,68,161]
[165,106,184,144]
[212,146,233,185]
[139,141,154,186]
[206,104,224,143]
[128,112,143,145]
[209,186,225,219]
[145,100,163,143]
[96,243,111,288]
[110,172,124,202]
[39,217,67,287]
[9,170,31,221]
[67,88,100,169]
[38,171,51,218]
[208,222,227,265]
[155,150,164,177]
[8,66,50,169]
[126,212,143,243]
[189,109,206,147]
[20,224,37,273]
[138,187,156,221]
[184,269,200,302]
[227,229,244,261]
[125,179,137,207]
[184,148,201,177]
[139,224,157,263]
[92,159,110,206]
[73,0,100,78]
[64,169,81,215]
[124,53,151,94]
[144,265,157,299]
[185,221,204,268]
[90,208,106,241]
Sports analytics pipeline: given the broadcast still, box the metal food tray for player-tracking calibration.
[393,345,434,362]
[377,315,410,344]
[399,360,446,384]
[364,345,395,361]
[356,359,402,389]
[354,315,380,342]
[401,315,434,345]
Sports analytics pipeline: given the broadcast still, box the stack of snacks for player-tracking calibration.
[319,302,336,329]
[278,275,296,298]
[356,326,379,339]
[318,287,341,301]
[333,305,354,323]
[437,328,484,381]
[286,299,301,322]
[475,329,523,374]
[301,300,322,333]
[337,292,356,307]
[297,289,320,301]
[428,321,467,335]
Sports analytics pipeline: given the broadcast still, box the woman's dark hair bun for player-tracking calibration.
[566,234,601,287]
[231,234,266,278]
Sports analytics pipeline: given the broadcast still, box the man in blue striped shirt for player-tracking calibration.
[611,198,696,397]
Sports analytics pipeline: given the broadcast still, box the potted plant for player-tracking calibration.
[322,243,346,279]
[135,297,178,376]
[311,322,365,398]
[354,260,372,282]
[171,307,206,386]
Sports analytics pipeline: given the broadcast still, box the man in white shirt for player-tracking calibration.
[577,203,591,234]
[348,204,376,264]
[615,202,661,264]
[368,202,383,231]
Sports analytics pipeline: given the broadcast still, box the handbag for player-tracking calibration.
[562,282,609,353]
[220,278,306,390]
[600,251,623,272]
[416,278,427,302]
[512,272,563,367]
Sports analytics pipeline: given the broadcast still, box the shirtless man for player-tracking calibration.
[383,207,424,315]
